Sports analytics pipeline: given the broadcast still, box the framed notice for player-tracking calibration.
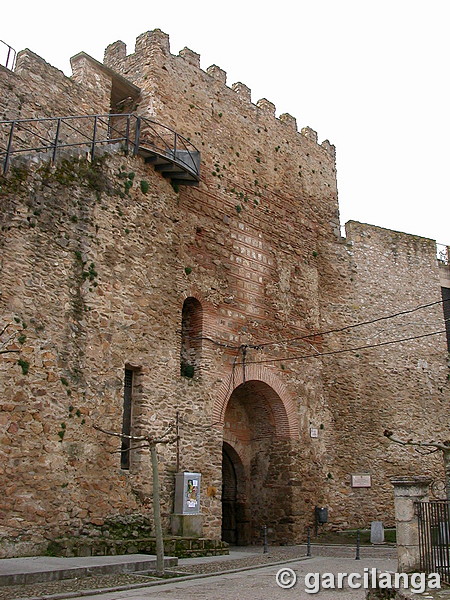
[351,474,372,488]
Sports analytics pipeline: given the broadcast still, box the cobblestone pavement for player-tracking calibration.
[0,545,397,600]
[20,556,399,600]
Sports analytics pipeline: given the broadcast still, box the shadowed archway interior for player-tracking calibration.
[221,380,295,545]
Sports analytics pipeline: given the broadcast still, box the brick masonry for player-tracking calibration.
[0,29,449,557]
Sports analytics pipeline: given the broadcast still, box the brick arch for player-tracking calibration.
[180,296,203,379]
[180,287,206,307]
[213,364,299,439]
[178,288,217,341]
[181,296,203,335]
[178,291,220,369]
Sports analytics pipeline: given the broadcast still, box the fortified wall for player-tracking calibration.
[0,30,448,557]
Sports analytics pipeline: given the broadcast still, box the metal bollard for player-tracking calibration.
[262,524,268,553]
[306,527,311,557]
[355,529,361,560]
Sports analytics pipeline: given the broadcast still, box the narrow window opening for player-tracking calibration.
[180,297,203,378]
[121,368,133,469]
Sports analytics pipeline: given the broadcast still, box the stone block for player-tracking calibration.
[301,126,318,142]
[257,98,276,116]
[170,514,203,538]
[393,498,415,522]
[396,521,419,547]
[396,545,421,573]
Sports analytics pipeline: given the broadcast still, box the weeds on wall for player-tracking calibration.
[17,358,30,375]
[0,166,29,196]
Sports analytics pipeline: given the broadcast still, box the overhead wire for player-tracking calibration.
[181,298,449,353]
[186,175,450,354]
[236,328,447,366]
[255,298,450,349]
[179,176,450,360]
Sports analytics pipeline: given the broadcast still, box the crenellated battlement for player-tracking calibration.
[102,29,335,158]
[179,47,200,68]
[135,29,170,57]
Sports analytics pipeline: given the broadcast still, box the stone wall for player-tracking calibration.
[322,222,448,527]
[0,153,187,555]
[0,28,448,557]
[99,28,345,543]
[0,50,107,122]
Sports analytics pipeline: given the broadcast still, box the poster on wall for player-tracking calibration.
[186,479,199,508]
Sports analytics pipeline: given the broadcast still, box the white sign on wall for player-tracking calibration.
[351,474,372,488]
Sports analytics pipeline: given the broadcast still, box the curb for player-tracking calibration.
[19,555,313,600]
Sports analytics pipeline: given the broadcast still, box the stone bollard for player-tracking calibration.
[390,476,432,573]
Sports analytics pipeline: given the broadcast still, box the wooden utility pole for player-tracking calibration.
[94,423,177,575]
[176,411,180,472]
[149,443,164,574]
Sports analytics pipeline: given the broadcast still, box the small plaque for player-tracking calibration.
[310,428,319,438]
[351,474,372,488]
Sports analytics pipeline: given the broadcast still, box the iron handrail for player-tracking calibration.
[137,115,199,174]
[0,114,122,151]
[437,243,449,265]
[4,121,56,148]
[0,40,16,71]
[0,113,200,179]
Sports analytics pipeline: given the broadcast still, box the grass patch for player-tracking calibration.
[313,528,396,545]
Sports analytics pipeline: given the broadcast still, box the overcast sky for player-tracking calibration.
[2,0,449,247]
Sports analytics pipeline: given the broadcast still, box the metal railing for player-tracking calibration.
[0,40,16,70]
[437,243,449,265]
[417,500,450,583]
[0,113,200,180]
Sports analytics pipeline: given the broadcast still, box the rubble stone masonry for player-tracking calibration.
[0,29,448,557]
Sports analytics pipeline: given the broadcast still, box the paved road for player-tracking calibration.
[69,556,397,600]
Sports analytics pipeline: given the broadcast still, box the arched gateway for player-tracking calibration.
[214,367,299,545]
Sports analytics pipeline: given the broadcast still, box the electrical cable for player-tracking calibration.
[255,298,450,349]
[236,328,447,366]
[182,298,449,352]
[185,179,450,352]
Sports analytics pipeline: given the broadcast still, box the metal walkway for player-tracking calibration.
[0,113,200,185]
